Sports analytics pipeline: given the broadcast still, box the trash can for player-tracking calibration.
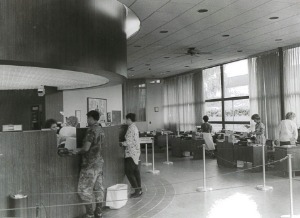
[9,194,28,218]
[105,184,128,209]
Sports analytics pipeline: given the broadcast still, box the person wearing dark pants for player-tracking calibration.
[125,157,141,194]
[121,113,142,198]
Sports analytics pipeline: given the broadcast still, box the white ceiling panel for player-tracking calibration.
[125,0,300,78]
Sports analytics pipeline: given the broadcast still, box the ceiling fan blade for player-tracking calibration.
[197,51,212,55]
[175,54,187,58]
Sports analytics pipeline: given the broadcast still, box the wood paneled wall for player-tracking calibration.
[0,125,125,218]
[0,90,45,131]
[45,91,63,122]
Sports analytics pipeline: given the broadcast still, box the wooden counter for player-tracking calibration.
[275,146,300,176]
[0,126,125,218]
[170,137,205,160]
[216,141,265,172]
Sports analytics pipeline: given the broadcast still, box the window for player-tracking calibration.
[204,60,250,132]
[224,99,250,122]
[206,101,222,122]
[224,60,249,98]
[203,66,221,99]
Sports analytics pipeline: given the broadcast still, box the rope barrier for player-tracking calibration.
[0,176,291,213]
[0,156,288,199]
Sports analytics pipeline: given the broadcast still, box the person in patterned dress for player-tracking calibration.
[121,113,142,198]
[71,110,105,218]
[251,114,266,144]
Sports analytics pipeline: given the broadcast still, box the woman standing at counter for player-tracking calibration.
[251,114,266,144]
[121,113,142,198]
[58,116,78,147]
[277,112,298,146]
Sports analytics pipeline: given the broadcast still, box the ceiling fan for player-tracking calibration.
[175,47,211,63]
[176,47,211,57]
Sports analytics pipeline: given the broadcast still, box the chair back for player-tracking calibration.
[202,133,215,150]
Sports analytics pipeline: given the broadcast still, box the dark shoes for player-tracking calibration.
[83,203,103,218]
[130,189,143,198]
[94,203,103,218]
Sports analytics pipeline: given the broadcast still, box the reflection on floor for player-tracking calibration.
[104,153,300,218]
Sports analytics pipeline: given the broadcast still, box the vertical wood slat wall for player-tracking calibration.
[0,125,125,218]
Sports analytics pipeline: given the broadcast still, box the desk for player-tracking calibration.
[275,146,300,176]
[0,126,124,218]
[216,141,265,172]
[170,137,205,160]
[234,145,264,172]
[216,141,236,168]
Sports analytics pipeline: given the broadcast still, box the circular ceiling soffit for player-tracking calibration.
[0,65,109,90]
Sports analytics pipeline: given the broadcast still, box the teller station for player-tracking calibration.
[0,126,125,218]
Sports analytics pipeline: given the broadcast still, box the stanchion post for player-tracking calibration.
[281,154,300,218]
[147,139,160,175]
[163,133,173,165]
[256,142,273,191]
[142,143,152,166]
[196,144,212,192]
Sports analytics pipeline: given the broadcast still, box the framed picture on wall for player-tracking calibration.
[87,98,107,122]
[75,110,81,122]
[107,112,112,122]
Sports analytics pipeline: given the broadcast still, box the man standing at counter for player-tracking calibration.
[72,110,105,218]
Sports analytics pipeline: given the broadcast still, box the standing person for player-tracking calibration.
[251,114,265,144]
[58,116,78,147]
[72,110,105,218]
[201,115,213,133]
[121,113,142,198]
[277,112,298,146]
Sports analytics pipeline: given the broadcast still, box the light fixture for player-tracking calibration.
[275,39,282,41]
[197,9,208,13]
[208,58,213,60]
[269,16,279,20]
[164,56,170,59]
[237,50,243,52]
[134,45,141,48]
[145,63,150,66]
[185,66,190,67]
[166,71,170,72]
[222,34,230,37]
[160,30,168,33]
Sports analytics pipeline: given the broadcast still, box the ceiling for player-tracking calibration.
[119,0,300,78]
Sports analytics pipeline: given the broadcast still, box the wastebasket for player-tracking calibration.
[105,184,128,209]
[9,194,28,218]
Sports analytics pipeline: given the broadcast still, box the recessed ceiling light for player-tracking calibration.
[222,34,230,37]
[275,39,283,41]
[197,9,208,13]
[160,30,168,33]
[166,71,171,72]
[130,75,134,77]
[134,45,142,48]
[237,50,243,52]
[208,58,213,60]
[164,56,170,59]
[269,16,279,20]
[185,66,190,67]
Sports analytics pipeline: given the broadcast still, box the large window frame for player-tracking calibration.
[205,64,250,130]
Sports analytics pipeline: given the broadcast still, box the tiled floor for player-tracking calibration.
[105,152,300,218]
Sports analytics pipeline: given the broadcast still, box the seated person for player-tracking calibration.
[201,115,213,133]
[44,119,58,131]
[58,116,78,148]
[45,119,60,146]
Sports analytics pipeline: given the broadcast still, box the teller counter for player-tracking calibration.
[0,125,125,218]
